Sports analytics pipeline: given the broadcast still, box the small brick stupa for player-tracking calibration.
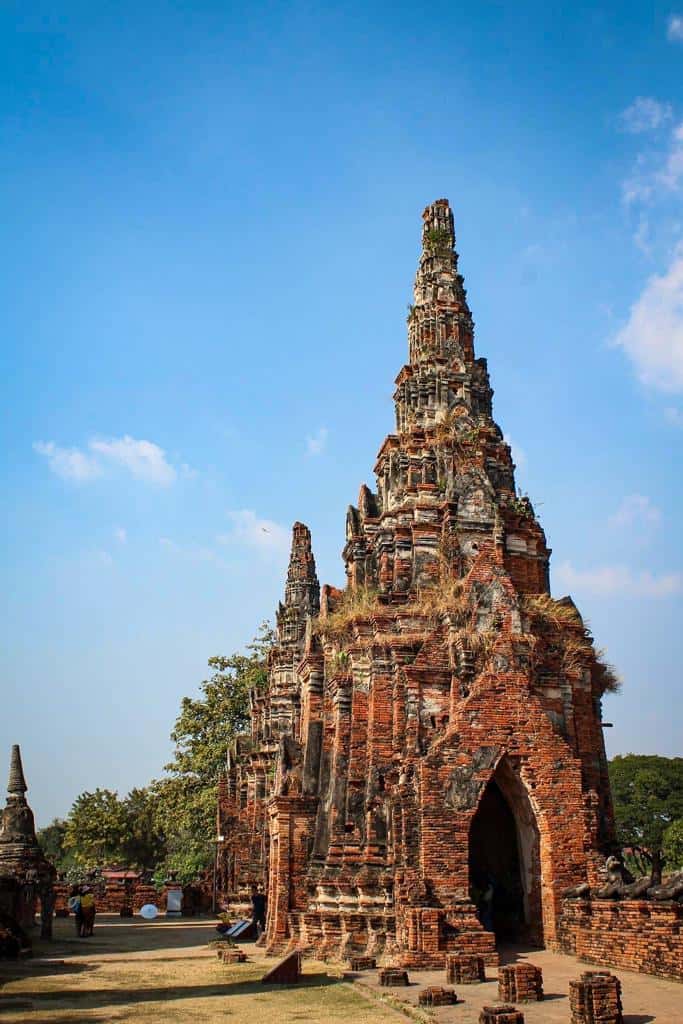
[218,200,617,966]
[0,745,55,938]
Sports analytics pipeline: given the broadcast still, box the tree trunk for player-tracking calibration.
[650,849,663,885]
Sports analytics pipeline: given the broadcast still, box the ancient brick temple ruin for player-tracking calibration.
[217,199,619,967]
[0,745,55,946]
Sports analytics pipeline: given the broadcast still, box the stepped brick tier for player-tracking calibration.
[419,985,459,1006]
[0,746,55,944]
[446,952,486,983]
[379,967,410,986]
[498,962,544,1002]
[569,971,623,1024]
[217,199,620,968]
[558,898,683,981]
[479,1008,525,1024]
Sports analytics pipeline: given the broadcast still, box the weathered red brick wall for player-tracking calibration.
[557,899,683,981]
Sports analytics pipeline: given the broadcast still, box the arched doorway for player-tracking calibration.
[468,759,543,945]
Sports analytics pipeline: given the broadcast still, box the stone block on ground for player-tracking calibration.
[349,955,376,970]
[217,946,248,963]
[498,962,544,1002]
[261,951,301,985]
[569,971,623,1024]
[447,952,486,983]
[479,1007,525,1024]
[419,985,459,1006]
[379,967,409,986]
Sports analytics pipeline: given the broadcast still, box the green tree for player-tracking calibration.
[37,818,73,872]
[663,819,683,872]
[154,621,274,883]
[122,787,166,870]
[609,755,683,882]
[63,789,129,868]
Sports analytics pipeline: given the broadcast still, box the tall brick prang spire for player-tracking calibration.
[218,200,618,970]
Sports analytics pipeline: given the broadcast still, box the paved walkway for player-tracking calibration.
[350,945,682,1023]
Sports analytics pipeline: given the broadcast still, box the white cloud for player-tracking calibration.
[33,441,102,482]
[554,561,681,598]
[608,494,661,529]
[665,405,683,426]
[504,434,526,470]
[306,427,329,456]
[622,122,683,205]
[114,527,127,544]
[667,14,683,41]
[34,434,183,485]
[89,436,176,485]
[218,509,290,557]
[612,249,683,392]
[620,97,672,134]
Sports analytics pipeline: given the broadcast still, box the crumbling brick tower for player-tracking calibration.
[219,200,616,967]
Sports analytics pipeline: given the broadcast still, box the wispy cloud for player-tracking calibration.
[114,526,127,544]
[623,120,683,205]
[611,248,683,392]
[218,509,290,557]
[34,435,183,485]
[667,14,683,41]
[608,494,661,529]
[32,441,102,482]
[89,436,176,484]
[555,560,681,598]
[306,427,328,456]
[619,97,672,134]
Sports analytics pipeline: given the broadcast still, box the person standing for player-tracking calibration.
[67,886,82,937]
[250,884,267,936]
[80,887,96,937]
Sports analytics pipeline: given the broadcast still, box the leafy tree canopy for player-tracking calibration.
[609,754,683,881]
[663,819,683,871]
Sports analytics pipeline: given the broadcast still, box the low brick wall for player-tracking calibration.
[557,899,682,981]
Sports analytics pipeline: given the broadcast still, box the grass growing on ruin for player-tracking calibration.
[314,586,382,636]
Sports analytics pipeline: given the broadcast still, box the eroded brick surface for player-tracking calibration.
[569,971,623,1024]
[216,200,623,969]
[498,962,544,1002]
[447,953,486,983]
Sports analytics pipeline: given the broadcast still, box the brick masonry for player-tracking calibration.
[558,898,683,981]
[498,962,544,1002]
[568,971,623,1024]
[217,200,623,969]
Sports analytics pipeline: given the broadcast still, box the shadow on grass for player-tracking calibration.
[6,972,342,1011]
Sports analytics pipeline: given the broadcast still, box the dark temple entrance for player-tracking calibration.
[469,778,528,942]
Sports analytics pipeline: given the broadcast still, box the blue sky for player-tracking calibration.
[2,2,682,826]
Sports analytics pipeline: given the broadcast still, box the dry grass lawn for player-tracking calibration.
[0,916,403,1023]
